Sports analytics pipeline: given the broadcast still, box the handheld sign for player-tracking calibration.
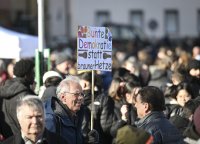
[77,26,112,71]
[77,26,112,130]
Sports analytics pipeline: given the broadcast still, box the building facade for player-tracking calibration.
[46,0,200,42]
[1,0,200,44]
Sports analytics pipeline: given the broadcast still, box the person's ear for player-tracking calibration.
[144,103,150,113]
[60,94,66,102]
[83,82,87,89]
[125,93,131,103]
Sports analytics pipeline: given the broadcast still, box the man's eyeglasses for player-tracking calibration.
[64,92,85,97]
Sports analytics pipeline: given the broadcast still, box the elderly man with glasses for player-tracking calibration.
[44,75,99,144]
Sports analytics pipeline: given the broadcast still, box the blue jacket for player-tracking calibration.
[136,111,184,144]
[44,97,83,144]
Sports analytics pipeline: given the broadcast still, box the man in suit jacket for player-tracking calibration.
[2,95,68,144]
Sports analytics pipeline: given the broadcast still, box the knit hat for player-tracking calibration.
[43,71,62,83]
[193,105,200,135]
[188,59,200,71]
[55,53,72,65]
[116,125,153,144]
[14,59,34,77]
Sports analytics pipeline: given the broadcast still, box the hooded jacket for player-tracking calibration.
[0,78,35,138]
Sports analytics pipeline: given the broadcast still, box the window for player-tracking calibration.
[130,10,144,30]
[95,11,110,26]
[165,10,179,36]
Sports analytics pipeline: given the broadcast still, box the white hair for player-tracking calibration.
[56,75,80,99]
[16,95,44,118]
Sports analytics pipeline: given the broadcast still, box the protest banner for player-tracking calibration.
[77,26,112,130]
[77,26,112,71]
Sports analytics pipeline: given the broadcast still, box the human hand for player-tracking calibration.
[120,105,128,121]
[88,129,99,144]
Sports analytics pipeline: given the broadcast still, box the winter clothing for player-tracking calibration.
[44,97,83,144]
[2,132,24,144]
[184,124,200,144]
[110,102,137,138]
[183,106,200,143]
[42,71,62,83]
[41,86,57,102]
[115,125,153,144]
[136,111,184,144]
[169,115,190,134]
[81,92,114,144]
[54,68,67,79]
[165,103,183,118]
[187,59,200,71]
[186,60,200,98]
[148,69,168,90]
[0,78,35,138]
[1,129,68,144]
[55,53,72,65]
[13,59,34,77]
[164,96,183,118]
[186,76,200,98]
[39,70,62,99]
[193,105,200,135]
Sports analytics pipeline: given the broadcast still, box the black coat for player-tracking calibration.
[183,123,200,141]
[164,103,183,118]
[187,76,200,98]
[0,78,35,138]
[110,101,137,138]
[2,129,68,144]
[81,92,114,144]
[1,132,24,144]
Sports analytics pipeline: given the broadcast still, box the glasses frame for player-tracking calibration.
[63,91,85,98]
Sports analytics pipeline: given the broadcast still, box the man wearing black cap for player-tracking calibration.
[0,59,35,139]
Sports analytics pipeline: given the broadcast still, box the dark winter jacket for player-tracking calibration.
[183,123,200,143]
[1,129,68,144]
[110,101,137,138]
[165,103,183,118]
[169,115,190,134]
[44,97,83,144]
[186,76,200,98]
[41,86,57,102]
[0,78,35,138]
[81,92,114,144]
[54,68,66,79]
[148,69,169,89]
[136,111,184,144]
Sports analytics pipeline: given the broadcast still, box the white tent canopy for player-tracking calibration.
[0,26,38,59]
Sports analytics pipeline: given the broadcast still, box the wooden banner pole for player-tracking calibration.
[91,70,95,130]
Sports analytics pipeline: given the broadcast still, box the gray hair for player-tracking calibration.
[56,75,80,99]
[16,95,44,118]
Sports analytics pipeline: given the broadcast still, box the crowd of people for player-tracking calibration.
[0,42,199,144]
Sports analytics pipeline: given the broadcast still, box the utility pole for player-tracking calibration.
[36,0,45,92]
